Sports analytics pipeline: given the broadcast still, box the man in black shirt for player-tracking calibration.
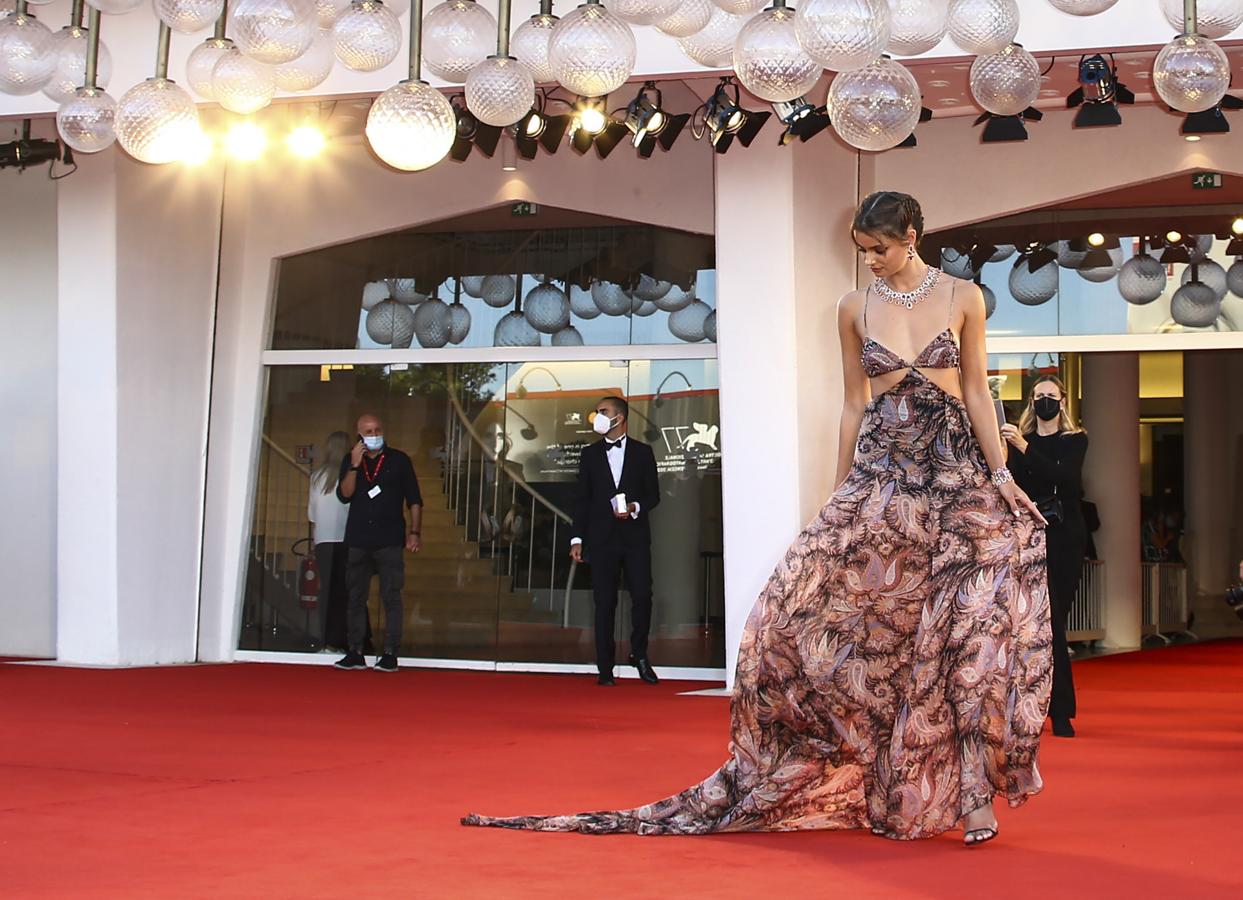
[333,413,423,673]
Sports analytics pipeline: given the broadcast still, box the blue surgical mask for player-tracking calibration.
[363,435,385,451]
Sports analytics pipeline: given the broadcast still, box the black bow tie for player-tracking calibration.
[605,440,623,452]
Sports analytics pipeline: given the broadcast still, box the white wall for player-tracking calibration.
[0,169,58,658]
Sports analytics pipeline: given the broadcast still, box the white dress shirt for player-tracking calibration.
[571,434,639,546]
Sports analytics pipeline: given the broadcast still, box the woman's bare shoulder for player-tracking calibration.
[837,288,866,315]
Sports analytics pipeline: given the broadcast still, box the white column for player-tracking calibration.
[715,137,858,685]
[1080,352,1142,648]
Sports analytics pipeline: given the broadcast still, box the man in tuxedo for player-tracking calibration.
[569,396,661,687]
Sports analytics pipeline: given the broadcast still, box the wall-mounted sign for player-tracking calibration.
[1191,172,1222,190]
[511,202,540,216]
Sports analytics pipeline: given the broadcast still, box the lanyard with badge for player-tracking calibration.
[361,452,385,499]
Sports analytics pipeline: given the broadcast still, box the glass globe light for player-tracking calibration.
[940,247,974,279]
[826,56,921,151]
[466,56,536,127]
[115,78,200,164]
[549,2,636,97]
[947,0,1018,55]
[969,42,1039,117]
[156,0,226,34]
[733,7,822,103]
[1009,258,1058,306]
[887,0,949,56]
[480,274,517,307]
[590,280,631,315]
[524,283,572,333]
[186,37,234,99]
[391,278,426,303]
[1153,33,1230,114]
[980,283,996,318]
[56,86,117,153]
[365,79,456,171]
[422,0,496,83]
[212,48,276,114]
[633,299,658,317]
[332,0,402,71]
[511,13,559,83]
[1117,253,1167,304]
[569,284,602,319]
[232,0,317,65]
[795,0,890,73]
[1077,247,1122,283]
[1227,258,1243,298]
[990,243,1016,261]
[43,25,112,106]
[656,0,712,38]
[494,311,542,347]
[703,309,717,341]
[361,280,391,309]
[552,326,584,346]
[1190,234,1215,262]
[90,0,144,12]
[710,0,766,14]
[365,299,417,346]
[669,299,713,341]
[0,12,56,96]
[1049,0,1119,15]
[653,282,694,311]
[1171,281,1221,327]
[614,0,681,26]
[633,274,672,302]
[413,298,453,348]
[315,0,350,26]
[447,303,471,343]
[1160,0,1243,39]
[274,27,335,90]
[1056,239,1087,268]
[677,7,745,68]
[461,275,486,297]
[1181,259,1228,300]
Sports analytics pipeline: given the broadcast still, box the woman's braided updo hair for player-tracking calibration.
[852,191,924,244]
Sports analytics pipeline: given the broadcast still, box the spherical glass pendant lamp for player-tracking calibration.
[1117,247,1167,305]
[1048,0,1119,15]
[886,0,948,56]
[274,26,335,90]
[733,2,822,104]
[592,280,632,315]
[656,0,712,38]
[946,0,1018,55]
[156,0,226,35]
[969,42,1039,117]
[333,0,403,72]
[524,282,572,333]
[548,1,635,97]
[365,0,457,171]
[1160,0,1243,39]
[55,6,117,154]
[827,56,922,151]
[91,0,145,13]
[614,0,681,26]
[0,7,56,95]
[211,46,276,114]
[1153,32,1230,114]
[231,0,317,64]
[413,297,454,347]
[422,0,496,82]
[1181,259,1228,300]
[43,20,112,105]
[511,8,559,83]
[669,300,713,341]
[465,0,536,128]
[569,283,602,319]
[1171,280,1221,327]
[795,0,890,73]
[115,21,201,164]
[1009,257,1058,306]
[677,6,745,67]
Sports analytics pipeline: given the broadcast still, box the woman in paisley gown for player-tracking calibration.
[463,192,1052,846]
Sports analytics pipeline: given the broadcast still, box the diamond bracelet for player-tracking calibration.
[991,466,1014,486]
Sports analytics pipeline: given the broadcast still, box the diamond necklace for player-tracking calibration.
[875,266,941,310]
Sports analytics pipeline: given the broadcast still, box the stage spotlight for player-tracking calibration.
[1080,234,1119,267]
[567,96,629,158]
[975,107,1042,143]
[1088,232,1105,247]
[514,95,573,158]
[624,82,689,157]
[701,78,770,154]
[1182,95,1243,138]
[1159,232,1191,263]
[1232,217,1243,236]
[1067,53,1133,127]
[286,124,326,159]
[774,96,831,146]
[449,95,502,162]
[225,121,266,162]
[0,119,69,171]
[1167,230,1183,243]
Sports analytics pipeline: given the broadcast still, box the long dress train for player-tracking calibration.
[463,371,1052,839]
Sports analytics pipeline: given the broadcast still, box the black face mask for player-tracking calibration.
[1033,397,1061,422]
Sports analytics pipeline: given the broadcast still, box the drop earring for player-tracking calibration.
[907,244,916,261]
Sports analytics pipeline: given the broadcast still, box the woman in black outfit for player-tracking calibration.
[1002,375,1089,738]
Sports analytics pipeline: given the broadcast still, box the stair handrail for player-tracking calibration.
[262,434,311,479]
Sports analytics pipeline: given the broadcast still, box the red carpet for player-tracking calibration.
[3,643,1243,899]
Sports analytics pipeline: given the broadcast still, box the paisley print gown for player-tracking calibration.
[463,312,1052,840]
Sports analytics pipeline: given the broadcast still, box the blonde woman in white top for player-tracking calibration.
[308,432,355,651]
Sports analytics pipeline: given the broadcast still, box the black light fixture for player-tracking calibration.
[513,92,572,158]
[567,95,629,158]
[774,96,831,145]
[1226,217,1243,255]
[1079,232,1120,268]
[0,119,70,171]
[1182,94,1243,139]
[1016,241,1057,271]
[975,106,1042,143]
[624,81,689,157]
[897,106,934,148]
[1158,231,1192,263]
[449,95,501,161]
[1067,53,1134,127]
[700,78,770,153]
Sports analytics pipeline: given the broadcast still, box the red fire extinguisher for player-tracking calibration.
[299,555,320,610]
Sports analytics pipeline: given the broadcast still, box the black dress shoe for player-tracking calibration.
[1051,716,1075,737]
[628,654,659,684]
[597,673,616,686]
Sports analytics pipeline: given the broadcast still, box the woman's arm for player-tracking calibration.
[835,292,870,488]
[957,282,1045,522]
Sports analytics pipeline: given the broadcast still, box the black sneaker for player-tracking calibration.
[334,651,367,670]
[374,653,399,673]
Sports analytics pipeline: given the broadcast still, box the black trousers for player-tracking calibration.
[346,545,404,655]
[1046,526,1085,720]
[589,538,653,673]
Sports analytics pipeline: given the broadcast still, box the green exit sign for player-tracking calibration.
[1191,172,1223,189]
[511,202,540,216]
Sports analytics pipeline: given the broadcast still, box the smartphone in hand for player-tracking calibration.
[994,399,1007,427]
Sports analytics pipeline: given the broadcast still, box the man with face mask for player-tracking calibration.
[570,396,662,686]
[333,413,423,673]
